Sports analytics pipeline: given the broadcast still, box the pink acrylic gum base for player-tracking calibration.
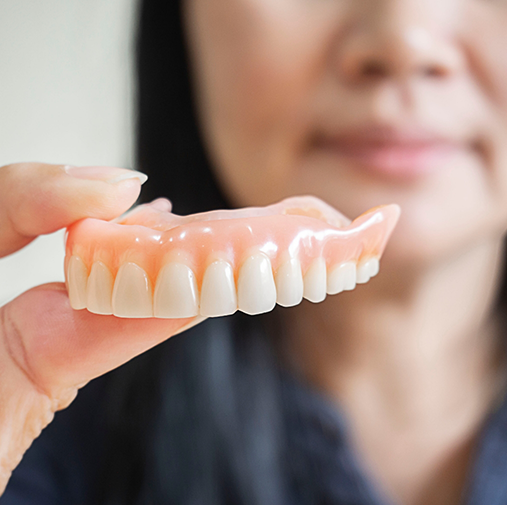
[65,196,400,291]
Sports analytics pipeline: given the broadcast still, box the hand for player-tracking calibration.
[0,163,200,493]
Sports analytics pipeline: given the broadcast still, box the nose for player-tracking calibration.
[337,0,464,83]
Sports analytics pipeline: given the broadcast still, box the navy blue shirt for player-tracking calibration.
[2,318,507,505]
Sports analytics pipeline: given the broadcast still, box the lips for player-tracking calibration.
[315,126,467,178]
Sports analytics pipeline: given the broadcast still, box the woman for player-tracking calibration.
[2,0,507,504]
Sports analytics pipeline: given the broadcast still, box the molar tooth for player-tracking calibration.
[86,261,113,315]
[199,260,237,317]
[275,258,303,307]
[327,262,356,294]
[154,263,199,318]
[67,256,88,310]
[112,262,153,318]
[356,258,380,284]
[303,257,327,303]
[237,253,277,315]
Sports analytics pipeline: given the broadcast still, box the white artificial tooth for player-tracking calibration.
[237,253,277,315]
[86,261,113,315]
[303,257,327,303]
[356,258,380,284]
[368,257,380,277]
[154,263,199,318]
[67,256,88,310]
[275,258,303,307]
[327,262,356,294]
[112,262,153,318]
[199,260,237,317]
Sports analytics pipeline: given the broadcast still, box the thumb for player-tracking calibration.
[1,283,199,403]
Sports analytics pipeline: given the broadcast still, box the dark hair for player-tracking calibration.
[136,0,227,214]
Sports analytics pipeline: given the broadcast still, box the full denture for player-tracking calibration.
[65,196,400,318]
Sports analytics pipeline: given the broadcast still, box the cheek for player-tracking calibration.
[463,2,507,107]
[185,0,343,206]
[461,4,507,191]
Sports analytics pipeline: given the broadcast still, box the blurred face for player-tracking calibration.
[184,0,507,265]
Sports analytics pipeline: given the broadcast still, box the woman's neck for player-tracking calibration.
[280,237,507,505]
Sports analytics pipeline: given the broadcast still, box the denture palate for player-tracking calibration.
[65,196,400,318]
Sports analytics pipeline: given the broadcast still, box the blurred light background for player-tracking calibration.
[0,0,137,305]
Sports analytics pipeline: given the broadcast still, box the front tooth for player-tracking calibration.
[154,263,199,318]
[327,262,356,294]
[67,255,88,310]
[112,262,153,318]
[86,261,113,315]
[237,253,277,315]
[275,258,303,307]
[303,257,327,303]
[199,260,237,317]
[356,258,380,284]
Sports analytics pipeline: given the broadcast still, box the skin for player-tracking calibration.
[183,0,507,504]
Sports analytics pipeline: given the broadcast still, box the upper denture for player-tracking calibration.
[65,196,400,318]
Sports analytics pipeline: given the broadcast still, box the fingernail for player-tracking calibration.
[64,166,148,185]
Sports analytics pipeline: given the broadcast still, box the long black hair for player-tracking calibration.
[136,0,227,214]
